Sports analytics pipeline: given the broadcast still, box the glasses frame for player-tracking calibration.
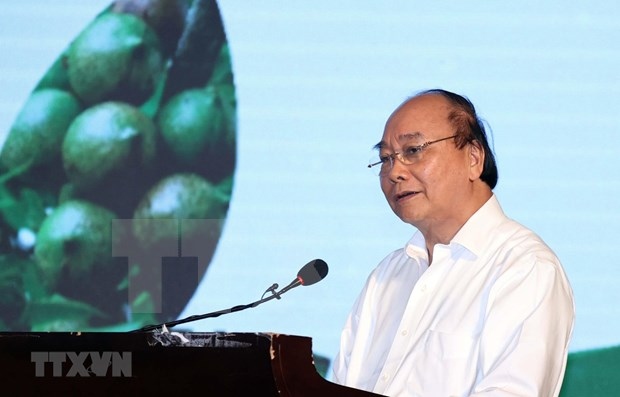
[368,134,458,175]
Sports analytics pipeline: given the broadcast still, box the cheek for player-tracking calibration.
[415,163,440,188]
[380,178,391,198]
[433,165,469,198]
[419,162,458,196]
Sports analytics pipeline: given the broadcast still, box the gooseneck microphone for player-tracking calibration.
[131,259,329,333]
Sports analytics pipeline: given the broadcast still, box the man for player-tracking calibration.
[333,89,575,396]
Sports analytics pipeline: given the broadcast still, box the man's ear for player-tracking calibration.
[468,140,485,181]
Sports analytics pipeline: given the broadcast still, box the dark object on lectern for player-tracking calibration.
[0,331,382,396]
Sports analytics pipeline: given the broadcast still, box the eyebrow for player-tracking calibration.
[373,132,424,151]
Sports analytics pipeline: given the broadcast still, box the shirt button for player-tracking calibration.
[420,284,427,292]
[381,374,389,381]
[401,329,408,336]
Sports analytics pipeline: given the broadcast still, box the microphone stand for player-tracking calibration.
[130,278,301,333]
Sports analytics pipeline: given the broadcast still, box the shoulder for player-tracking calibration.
[496,217,560,267]
[485,196,560,264]
[489,219,573,303]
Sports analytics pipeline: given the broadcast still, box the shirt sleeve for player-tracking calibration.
[470,255,575,396]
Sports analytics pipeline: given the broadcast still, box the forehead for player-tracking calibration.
[374,132,423,150]
[378,94,452,148]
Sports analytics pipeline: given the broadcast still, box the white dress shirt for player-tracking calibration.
[333,195,575,397]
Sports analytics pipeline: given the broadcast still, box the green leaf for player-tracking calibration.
[21,255,47,301]
[0,184,18,209]
[0,187,47,231]
[140,66,169,119]
[0,160,34,185]
[0,255,27,326]
[23,293,106,331]
[116,263,140,291]
[208,43,233,87]
[129,291,157,326]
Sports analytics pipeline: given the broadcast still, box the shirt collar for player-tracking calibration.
[405,230,428,259]
[405,195,507,259]
[451,195,506,257]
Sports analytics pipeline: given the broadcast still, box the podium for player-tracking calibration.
[0,331,382,396]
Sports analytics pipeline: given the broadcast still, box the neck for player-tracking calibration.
[422,190,492,264]
[423,222,462,264]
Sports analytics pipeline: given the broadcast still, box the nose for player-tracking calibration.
[383,154,409,183]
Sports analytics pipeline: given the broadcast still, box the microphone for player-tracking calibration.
[298,258,329,285]
[276,259,329,296]
[131,259,329,333]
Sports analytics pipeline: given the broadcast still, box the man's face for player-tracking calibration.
[379,94,478,231]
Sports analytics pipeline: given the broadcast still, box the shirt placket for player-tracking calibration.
[374,245,454,395]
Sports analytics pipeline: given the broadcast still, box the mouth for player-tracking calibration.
[395,191,419,202]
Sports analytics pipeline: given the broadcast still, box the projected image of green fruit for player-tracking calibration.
[34,200,119,287]
[67,12,165,105]
[0,0,236,331]
[0,89,82,173]
[133,173,227,247]
[157,88,223,165]
[62,102,157,191]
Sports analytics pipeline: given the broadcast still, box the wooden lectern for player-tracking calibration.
[0,332,383,396]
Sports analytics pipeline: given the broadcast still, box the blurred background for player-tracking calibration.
[0,0,619,381]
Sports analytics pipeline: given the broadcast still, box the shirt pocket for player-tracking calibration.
[415,329,479,396]
[426,329,478,360]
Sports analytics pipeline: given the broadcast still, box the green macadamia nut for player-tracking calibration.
[67,12,164,105]
[132,173,228,247]
[34,200,119,287]
[157,87,224,164]
[62,102,157,190]
[0,89,81,172]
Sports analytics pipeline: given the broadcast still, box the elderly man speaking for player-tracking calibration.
[333,89,574,397]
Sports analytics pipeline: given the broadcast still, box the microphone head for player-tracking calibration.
[297,259,328,286]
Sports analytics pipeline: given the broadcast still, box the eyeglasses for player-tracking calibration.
[368,135,458,176]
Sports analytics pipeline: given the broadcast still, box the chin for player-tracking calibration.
[394,211,422,227]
